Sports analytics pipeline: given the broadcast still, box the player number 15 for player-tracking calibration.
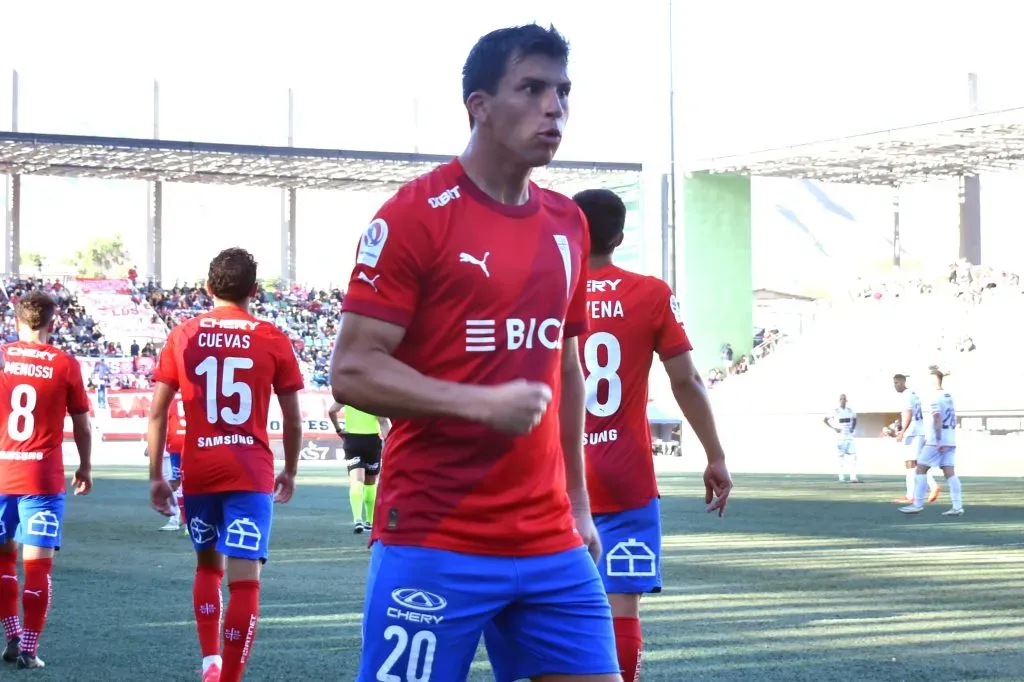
[195,356,254,425]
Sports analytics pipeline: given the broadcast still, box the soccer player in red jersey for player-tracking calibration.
[0,291,92,670]
[573,188,733,680]
[147,249,304,682]
[332,24,623,682]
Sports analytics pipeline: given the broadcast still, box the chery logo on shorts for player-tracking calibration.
[391,588,448,612]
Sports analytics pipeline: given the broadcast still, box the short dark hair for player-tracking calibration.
[573,189,626,256]
[207,248,258,304]
[462,24,570,122]
[15,291,57,331]
[893,373,907,381]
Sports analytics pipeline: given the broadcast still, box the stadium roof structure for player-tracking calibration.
[688,107,1024,186]
[0,131,641,191]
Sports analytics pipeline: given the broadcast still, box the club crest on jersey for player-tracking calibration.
[357,219,389,268]
[669,295,683,323]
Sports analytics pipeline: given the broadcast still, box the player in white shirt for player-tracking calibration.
[900,367,964,515]
[891,374,940,505]
[823,394,861,483]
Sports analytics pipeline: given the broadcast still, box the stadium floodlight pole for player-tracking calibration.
[667,0,678,293]
[7,69,20,277]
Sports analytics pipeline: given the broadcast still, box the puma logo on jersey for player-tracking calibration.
[459,251,490,278]
[358,271,381,291]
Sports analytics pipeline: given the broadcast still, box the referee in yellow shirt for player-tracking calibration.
[328,402,390,533]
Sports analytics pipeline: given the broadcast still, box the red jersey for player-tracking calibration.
[581,264,692,514]
[342,159,590,557]
[153,306,305,494]
[0,341,90,495]
[166,395,186,455]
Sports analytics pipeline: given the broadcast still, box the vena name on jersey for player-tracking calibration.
[586,278,625,320]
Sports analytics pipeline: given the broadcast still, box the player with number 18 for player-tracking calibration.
[574,189,732,681]
[148,248,305,682]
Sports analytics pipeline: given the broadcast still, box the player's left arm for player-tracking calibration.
[273,334,306,502]
[66,356,93,495]
[559,342,588,508]
[851,412,858,433]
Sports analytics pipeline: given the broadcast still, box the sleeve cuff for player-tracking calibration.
[342,299,413,328]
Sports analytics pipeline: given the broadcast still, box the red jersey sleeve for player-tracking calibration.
[341,196,434,329]
[153,330,181,389]
[272,332,305,394]
[563,208,591,339]
[653,280,693,361]
[64,355,90,416]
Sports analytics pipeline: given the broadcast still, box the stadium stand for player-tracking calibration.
[710,262,1022,415]
[143,281,342,389]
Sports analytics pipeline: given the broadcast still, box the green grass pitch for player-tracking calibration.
[7,466,1024,681]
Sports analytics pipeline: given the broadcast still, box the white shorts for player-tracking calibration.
[903,434,924,461]
[919,444,956,469]
[837,439,855,455]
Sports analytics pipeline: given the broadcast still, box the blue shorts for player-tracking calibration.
[593,497,662,594]
[168,453,182,481]
[183,492,273,562]
[0,494,66,550]
[358,543,619,682]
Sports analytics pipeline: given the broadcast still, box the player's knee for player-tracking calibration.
[20,545,55,561]
[606,592,641,619]
[196,548,225,570]
[349,467,366,483]
[226,556,262,583]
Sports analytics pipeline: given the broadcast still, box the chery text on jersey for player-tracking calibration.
[341,159,591,556]
[0,342,90,496]
[581,264,692,514]
[153,307,305,495]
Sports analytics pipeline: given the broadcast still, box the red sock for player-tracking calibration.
[20,559,52,656]
[614,616,643,682]
[220,580,260,682]
[0,552,20,641]
[193,565,224,657]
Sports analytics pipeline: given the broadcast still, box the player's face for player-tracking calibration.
[487,54,570,167]
[838,395,847,408]
[893,378,905,392]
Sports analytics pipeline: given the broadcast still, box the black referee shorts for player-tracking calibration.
[344,433,383,475]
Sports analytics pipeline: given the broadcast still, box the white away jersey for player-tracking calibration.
[831,407,856,439]
[901,390,924,438]
[926,391,956,447]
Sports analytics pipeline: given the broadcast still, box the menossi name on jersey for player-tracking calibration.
[3,347,57,380]
[197,317,258,350]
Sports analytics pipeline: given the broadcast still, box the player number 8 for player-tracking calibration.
[583,331,622,417]
[7,385,36,442]
[195,356,254,425]
[376,625,436,682]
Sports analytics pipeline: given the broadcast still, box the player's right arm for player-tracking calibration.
[331,206,549,435]
[147,332,179,515]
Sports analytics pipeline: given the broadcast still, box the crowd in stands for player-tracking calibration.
[2,277,115,356]
[852,260,1022,304]
[144,282,344,389]
[707,328,784,389]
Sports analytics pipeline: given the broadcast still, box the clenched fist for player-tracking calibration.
[480,380,553,436]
